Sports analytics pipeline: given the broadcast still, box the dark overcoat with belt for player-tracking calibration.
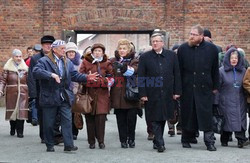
[138,48,182,121]
[177,40,219,131]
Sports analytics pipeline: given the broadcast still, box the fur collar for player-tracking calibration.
[47,51,67,67]
[84,52,108,64]
[3,58,28,72]
[114,50,135,60]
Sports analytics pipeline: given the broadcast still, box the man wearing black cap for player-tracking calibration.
[27,35,63,144]
[203,29,223,53]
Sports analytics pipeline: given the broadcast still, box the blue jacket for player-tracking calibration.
[33,52,87,107]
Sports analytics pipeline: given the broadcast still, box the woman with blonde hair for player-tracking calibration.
[110,39,140,148]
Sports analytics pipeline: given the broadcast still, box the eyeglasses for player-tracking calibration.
[151,40,163,43]
[189,33,200,37]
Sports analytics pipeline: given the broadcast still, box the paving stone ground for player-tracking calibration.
[0,107,249,163]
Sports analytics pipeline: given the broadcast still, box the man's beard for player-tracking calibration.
[188,38,201,47]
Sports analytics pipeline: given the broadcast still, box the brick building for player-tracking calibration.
[0,0,250,69]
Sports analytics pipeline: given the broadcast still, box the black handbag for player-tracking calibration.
[124,77,139,101]
[212,105,225,134]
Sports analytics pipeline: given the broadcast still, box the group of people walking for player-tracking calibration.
[0,24,249,153]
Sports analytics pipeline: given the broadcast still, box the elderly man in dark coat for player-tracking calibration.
[138,33,182,152]
[177,25,219,151]
[33,40,98,152]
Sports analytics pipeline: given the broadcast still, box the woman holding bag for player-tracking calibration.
[79,43,113,149]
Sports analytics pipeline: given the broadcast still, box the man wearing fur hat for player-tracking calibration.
[0,49,29,138]
[33,40,98,152]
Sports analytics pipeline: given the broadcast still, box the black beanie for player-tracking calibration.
[203,29,212,38]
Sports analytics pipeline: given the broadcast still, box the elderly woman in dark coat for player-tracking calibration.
[110,39,140,149]
[216,48,248,148]
[0,49,29,138]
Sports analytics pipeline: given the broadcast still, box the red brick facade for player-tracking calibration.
[0,0,250,68]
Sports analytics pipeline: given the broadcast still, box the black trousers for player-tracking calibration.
[182,129,215,145]
[72,113,79,136]
[221,129,247,143]
[85,114,106,145]
[115,108,137,143]
[10,120,24,134]
[152,121,166,147]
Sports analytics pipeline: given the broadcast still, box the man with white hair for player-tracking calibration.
[33,40,98,152]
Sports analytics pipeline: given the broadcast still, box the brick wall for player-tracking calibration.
[0,0,250,69]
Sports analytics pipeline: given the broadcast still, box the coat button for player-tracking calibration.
[202,72,205,75]
[202,85,204,88]
[193,84,196,88]
[194,72,196,75]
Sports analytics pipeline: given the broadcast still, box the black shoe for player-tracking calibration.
[157,146,165,153]
[64,146,78,152]
[46,147,55,152]
[168,129,175,137]
[99,143,105,149]
[153,144,158,149]
[41,139,45,144]
[10,130,15,136]
[17,133,24,138]
[182,142,191,148]
[121,142,128,148]
[238,140,249,148]
[89,144,95,149]
[54,137,63,145]
[221,142,228,147]
[207,144,217,151]
[190,138,198,144]
[73,135,77,140]
[177,129,182,135]
[128,140,135,148]
[31,119,38,126]
[147,133,154,141]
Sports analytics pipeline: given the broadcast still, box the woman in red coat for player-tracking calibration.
[79,43,113,149]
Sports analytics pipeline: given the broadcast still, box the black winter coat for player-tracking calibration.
[138,49,182,121]
[27,51,45,98]
[177,40,219,131]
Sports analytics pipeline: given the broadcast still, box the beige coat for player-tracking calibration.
[0,58,29,120]
[243,67,250,103]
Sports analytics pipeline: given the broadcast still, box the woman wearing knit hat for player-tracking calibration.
[0,49,29,138]
[79,43,113,149]
[65,42,83,140]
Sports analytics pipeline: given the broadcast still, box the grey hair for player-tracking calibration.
[151,33,165,41]
[12,49,22,56]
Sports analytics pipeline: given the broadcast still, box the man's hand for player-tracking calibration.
[87,71,99,81]
[140,96,148,102]
[173,95,180,100]
[51,73,61,83]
